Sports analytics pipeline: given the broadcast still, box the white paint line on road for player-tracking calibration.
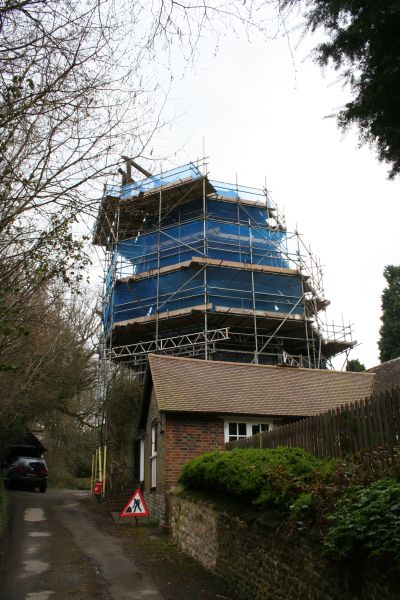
[24,508,46,522]
[25,591,54,600]
[18,559,49,578]
[26,543,39,556]
[28,531,51,537]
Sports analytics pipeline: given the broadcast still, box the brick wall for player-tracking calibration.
[142,397,225,525]
[170,493,399,600]
[164,414,225,490]
[144,396,224,494]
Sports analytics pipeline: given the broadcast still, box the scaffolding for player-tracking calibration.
[93,158,355,378]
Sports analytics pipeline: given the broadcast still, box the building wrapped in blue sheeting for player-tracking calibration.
[94,160,354,373]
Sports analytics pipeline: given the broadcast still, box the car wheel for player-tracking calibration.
[5,479,12,490]
[39,483,47,493]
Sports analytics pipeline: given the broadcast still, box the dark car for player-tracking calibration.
[3,456,48,493]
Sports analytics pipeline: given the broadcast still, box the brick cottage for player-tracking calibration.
[137,354,375,521]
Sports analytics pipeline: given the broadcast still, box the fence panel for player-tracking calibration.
[226,386,400,458]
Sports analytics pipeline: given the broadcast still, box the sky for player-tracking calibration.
[137,11,400,370]
[87,5,400,370]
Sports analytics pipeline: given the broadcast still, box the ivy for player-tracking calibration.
[180,447,400,563]
[324,478,400,562]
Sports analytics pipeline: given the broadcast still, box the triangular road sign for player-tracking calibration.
[119,488,149,518]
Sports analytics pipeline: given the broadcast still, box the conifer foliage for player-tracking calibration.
[346,359,366,372]
[379,265,400,363]
[283,1,400,178]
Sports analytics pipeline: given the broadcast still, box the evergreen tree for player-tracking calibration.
[379,266,400,362]
[282,1,400,178]
[346,358,366,372]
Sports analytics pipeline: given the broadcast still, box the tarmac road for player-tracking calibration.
[0,489,165,600]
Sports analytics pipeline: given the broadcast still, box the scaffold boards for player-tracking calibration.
[119,488,149,518]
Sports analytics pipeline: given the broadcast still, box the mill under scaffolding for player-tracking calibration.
[93,159,355,375]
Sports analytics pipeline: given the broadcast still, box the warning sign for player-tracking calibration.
[119,488,149,518]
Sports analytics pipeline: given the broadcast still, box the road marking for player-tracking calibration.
[19,559,49,577]
[28,531,51,537]
[25,592,54,600]
[24,508,46,522]
[26,543,39,555]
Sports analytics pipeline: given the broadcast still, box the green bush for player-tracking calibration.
[179,447,331,510]
[289,492,318,521]
[324,478,400,562]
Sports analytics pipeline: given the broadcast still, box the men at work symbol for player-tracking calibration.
[119,488,148,518]
[126,498,142,513]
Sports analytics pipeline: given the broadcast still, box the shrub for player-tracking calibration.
[289,492,318,521]
[179,447,331,510]
[324,478,400,562]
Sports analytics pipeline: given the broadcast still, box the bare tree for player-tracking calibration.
[0,0,274,320]
[0,0,276,455]
[0,282,99,457]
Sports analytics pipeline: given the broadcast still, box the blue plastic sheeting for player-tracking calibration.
[115,218,288,278]
[136,199,269,232]
[206,199,267,225]
[206,221,288,268]
[103,167,266,206]
[161,198,204,227]
[117,221,205,275]
[105,163,202,200]
[210,180,265,204]
[110,267,303,324]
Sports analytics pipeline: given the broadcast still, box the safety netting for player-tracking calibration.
[108,267,303,325]
[114,218,288,278]
[102,174,300,330]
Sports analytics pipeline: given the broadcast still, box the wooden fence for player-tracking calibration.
[226,386,400,458]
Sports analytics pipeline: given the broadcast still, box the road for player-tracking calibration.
[1,489,165,600]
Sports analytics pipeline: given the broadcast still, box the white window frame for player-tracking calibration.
[223,419,273,443]
[139,438,145,483]
[150,422,157,489]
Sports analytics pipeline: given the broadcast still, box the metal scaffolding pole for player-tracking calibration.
[249,220,259,364]
[297,231,312,368]
[156,180,162,345]
[203,168,208,360]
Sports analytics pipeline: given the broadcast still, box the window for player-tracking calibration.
[139,438,145,482]
[251,423,270,436]
[224,420,272,443]
[151,423,157,455]
[150,421,157,489]
[228,422,247,442]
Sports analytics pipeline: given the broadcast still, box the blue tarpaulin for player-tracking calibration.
[103,181,300,329]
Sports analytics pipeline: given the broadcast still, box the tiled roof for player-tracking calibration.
[368,357,400,394]
[148,354,375,417]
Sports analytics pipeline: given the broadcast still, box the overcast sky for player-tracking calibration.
[139,12,400,370]
[88,7,399,369]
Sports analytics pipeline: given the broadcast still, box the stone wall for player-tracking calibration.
[143,491,167,526]
[170,492,398,600]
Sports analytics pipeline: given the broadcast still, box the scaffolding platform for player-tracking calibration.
[96,159,355,371]
[94,173,215,245]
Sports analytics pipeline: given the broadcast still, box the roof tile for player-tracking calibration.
[148,354,375,417]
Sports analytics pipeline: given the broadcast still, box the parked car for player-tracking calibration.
[2,456,48,492]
